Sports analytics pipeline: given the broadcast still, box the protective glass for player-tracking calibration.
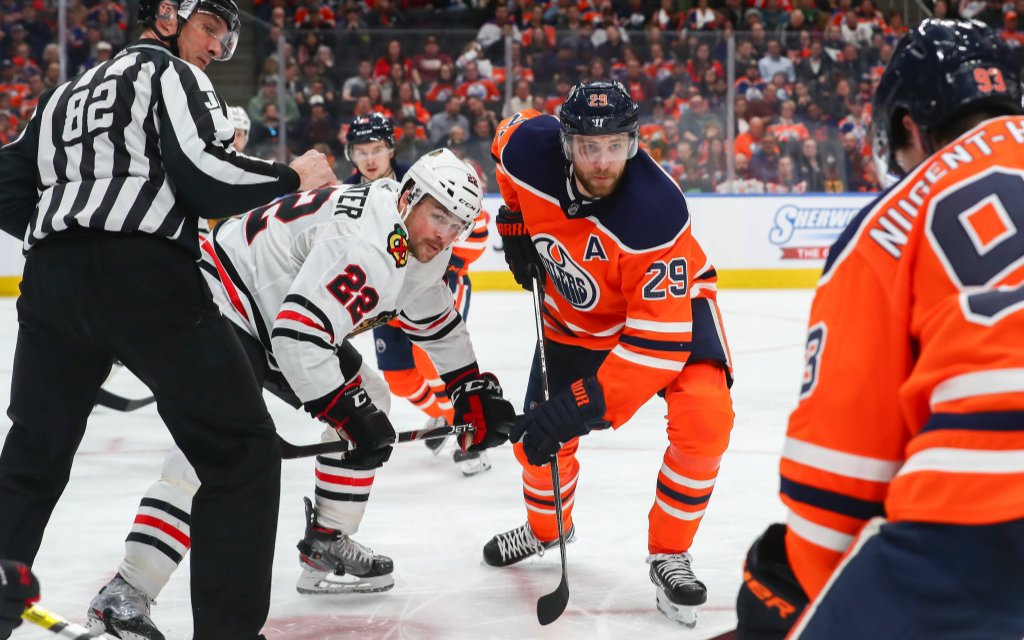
[564,133,637,163]
[350,145,391,161]
[191,9,238,61]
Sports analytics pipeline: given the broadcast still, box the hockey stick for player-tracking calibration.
[529,265,570,626]
[22,604,117,639]
[278,422,476,459]
[94,388,156,412]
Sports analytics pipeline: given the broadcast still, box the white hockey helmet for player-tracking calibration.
[227,105,250,135]
[400,148,482,237]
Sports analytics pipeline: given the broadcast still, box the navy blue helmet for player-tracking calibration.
[872,18,1022,176]
[559,80,640,162]
[345,113,395,162]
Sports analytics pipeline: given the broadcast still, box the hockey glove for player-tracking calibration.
[0,560,39,636]
[511,377,611,467]
[305,377,396,469]
[736,523,809,640]
[496,206,542,292]
[447,369,516,452]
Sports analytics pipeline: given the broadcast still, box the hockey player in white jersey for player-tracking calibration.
[87,149,516,640]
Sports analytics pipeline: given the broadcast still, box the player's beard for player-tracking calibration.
[575,164,624,198]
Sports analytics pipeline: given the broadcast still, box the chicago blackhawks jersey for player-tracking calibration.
[781,115,1024,598]
[200,179,476,404]
[492,110,730,428]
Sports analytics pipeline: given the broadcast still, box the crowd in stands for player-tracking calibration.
[2,0,1023,192]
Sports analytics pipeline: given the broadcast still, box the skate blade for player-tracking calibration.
[655,590,698,628]
[295,569,395,595]
[88,609,166,640]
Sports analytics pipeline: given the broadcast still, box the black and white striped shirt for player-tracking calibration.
[0,39,299,254]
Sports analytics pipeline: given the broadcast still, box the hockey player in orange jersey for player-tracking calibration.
[487,80,735,627]
[734,19,1024,640]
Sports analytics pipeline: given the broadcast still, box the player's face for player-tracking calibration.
[178,13,228,69]
[570,133,629,198]
[232,129,247,152]
[404,195,467,262]
[352,141,393,181]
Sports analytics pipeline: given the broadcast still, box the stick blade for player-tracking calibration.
[536,576,569,625]
[95,388,156,412]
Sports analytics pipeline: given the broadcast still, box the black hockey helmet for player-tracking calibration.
[559,80,640,162]
[872,18,1022,177]
[345,113,395,162]
[138,0,240,61]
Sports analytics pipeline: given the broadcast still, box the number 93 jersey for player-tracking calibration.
[198,179,475,405]
[782,115,1024,599]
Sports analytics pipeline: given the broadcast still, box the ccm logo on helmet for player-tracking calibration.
[534,234,599,311]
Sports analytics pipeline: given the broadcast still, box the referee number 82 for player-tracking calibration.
[62,79,117,143]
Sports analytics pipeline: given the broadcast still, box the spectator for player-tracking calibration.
[1002,11,1024,45]
[366,0,405,28]
[758,39,795,84]
[537,41,580,85]
[836,42,868,84]
[838,96,870,150]
[411,35,452,86]
[478,4,514,49]
[373,39,410,82]
[735,115,766,157]
[341,59,373,102]
[768,99,810,154]
[686,0,718,30]
[393,117,428,164]
[749,131,781,184]
[293,94,341,154]
[686,42,723,84]
[365,82,391,117]
[381,61,410,102]
[678,94,723,144]
[504,79,534,117]
[653,0,683,30]
[18,72,43,121]
[424,62,457,102]
[839,130,869,191]
[758,0,791,31]
[717,152,766,193]
[770,155,807,192]
[248,102,283,155]
[797,40,834,87]
[249,75,299,124]
[466,116,496,176]
[794,137,826,191]
[596,25,629,64]
[391,81,431,124]
[619,0,647,30]
[456,61,501,101]
[840,9,874,46]
[427,95,469,144]
[621,57,656,102]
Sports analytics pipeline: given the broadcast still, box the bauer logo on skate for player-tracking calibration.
[534,234,599,310]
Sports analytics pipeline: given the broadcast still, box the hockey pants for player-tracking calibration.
[515,341,733,554]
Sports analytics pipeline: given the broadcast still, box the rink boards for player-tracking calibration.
[0,193,874,295]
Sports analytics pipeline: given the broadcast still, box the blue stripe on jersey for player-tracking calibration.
[689,298,728,365]
[780,476,886,521]
[619,334,692,352]
[694,267,717,281]
[920,411,1024,433]
[656,480,712,506]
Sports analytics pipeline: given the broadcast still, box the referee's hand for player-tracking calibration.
[291,150,338,191]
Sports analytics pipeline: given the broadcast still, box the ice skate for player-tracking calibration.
[295,497,394,594]
[453,449,491,476]
[422,416,450,455]
[647,552,707,628]
[482,521,575,567]
[87,574,164,640]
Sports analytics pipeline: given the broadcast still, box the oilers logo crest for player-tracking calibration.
[534,234,599,310]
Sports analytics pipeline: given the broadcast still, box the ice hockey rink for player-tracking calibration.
[0,288,814,640]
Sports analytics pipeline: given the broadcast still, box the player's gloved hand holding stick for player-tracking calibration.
[0,559,39,636]
[447,368,516,452]
[304,376,397,468]
[496,206,542,292]
[511,377,611,467]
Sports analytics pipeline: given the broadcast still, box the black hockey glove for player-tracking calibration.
[496,206,542,292]
[305,377,396,469]
[0,560,39,636]
[446,368,516,452]
[511,377,611,467]
[736,523,809,640]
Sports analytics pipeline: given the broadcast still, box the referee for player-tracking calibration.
[0,0,336,638]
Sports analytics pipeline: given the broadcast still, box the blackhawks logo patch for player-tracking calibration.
[387,224,409,267]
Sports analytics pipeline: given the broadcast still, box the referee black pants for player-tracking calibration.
[0,232,280,640]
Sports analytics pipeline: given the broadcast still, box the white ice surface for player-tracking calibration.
[0,289,814,640]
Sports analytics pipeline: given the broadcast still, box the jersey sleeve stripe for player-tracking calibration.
[783,437,901,482]
[624,318,694,333]
[930,368,1024,409]
[276,310,332,342]
[283,294,335,339]
[200,237,250,322]
[658,463,717,489]
[786,511,855,553]
[133,514,192,547]
[619,334,692,352]
[406,316,461,342]
[921,410,1024,433]
[270,327,334,352]
[653,497,706,521]
[895,447,1024,476]
[780,476,886,521]
[611,345,686,371]
[314,469,375,486]
[655,480,713,506]
[140,497,191,524]
[126,532,185,564]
